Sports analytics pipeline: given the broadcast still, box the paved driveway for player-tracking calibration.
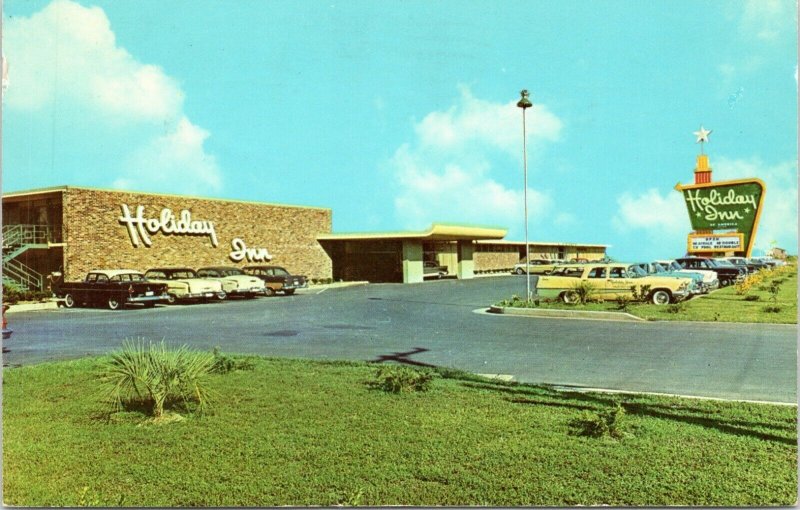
[4,276,797,403]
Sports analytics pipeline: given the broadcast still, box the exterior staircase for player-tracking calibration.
[2,225,50,291]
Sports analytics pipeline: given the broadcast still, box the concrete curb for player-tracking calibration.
[302,281,369,292]
[7,301,59,313]
[488,305,645,322]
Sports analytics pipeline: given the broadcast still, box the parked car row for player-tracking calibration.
[51,265,307,310]
[513,254,783,305]
[535,262,699,305]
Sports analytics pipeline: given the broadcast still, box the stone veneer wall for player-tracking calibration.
[61,188,332,281]
[474,251,519,272]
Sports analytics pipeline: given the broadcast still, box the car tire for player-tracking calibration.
[108,297,122,310]
[264,287,276,297]
[63,293,76,308]
[166,293,177,305]
[515,268,525,275]
[561,291,578,304]
[284,289,296,296]
[650,289,672,305]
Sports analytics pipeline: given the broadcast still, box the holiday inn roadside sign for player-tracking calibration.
[674,178,766,257]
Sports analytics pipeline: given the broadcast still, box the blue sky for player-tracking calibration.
[3,0,797,259]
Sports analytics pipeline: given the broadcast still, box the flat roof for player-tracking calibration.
[2,185,331,211]
[317,223,507,242]
[475,239,610,248]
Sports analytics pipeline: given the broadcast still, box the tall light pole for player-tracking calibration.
[517,89,533,301]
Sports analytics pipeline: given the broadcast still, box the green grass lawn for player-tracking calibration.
[3,356,796,506]
[502,264,797,323]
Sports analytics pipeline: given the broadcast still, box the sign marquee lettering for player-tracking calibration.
[684,188,757,223]
[688,234,743,252]
[119,204,219,247]
[229,238,273,262]
[675,178,766,256]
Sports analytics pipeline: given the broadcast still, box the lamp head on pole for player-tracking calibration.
[516,89,532,109]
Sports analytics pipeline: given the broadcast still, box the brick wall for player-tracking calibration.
[62,188,332,281]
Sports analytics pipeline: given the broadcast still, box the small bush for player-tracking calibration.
[665,302,686,314]
[2,283,51,304]
[743,295,760,301]
[762,306,782,313]
[371,365,433,393]
[571,403,628,439]
[616,295,631,312]
[767,281,783,303]
[630,284,652,302]
[98,339,216,420]
[210,347,255,374]
[570,281,597,304]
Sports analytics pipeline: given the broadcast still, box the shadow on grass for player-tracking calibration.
[450,379,795,446]
[371,347,437,368]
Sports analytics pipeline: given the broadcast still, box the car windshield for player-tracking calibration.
[715,260,735,267]
[650,263,667,274]
[220,268,244,276]
[627,265,647,277]
[273,268,290,276]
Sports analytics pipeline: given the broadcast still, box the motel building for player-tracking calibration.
[1,185,608,291]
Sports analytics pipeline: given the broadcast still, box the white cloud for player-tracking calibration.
[390,87,562,233]
[612,158,798,255]
[713,157,797,253]
[741,0,795,41]
[4,0,221,193]
[612,189,688,235]
[113,117,221,194]
[415,86,562,154]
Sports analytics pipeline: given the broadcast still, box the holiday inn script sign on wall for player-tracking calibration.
[118,204,273,262]
[674,178,766,256]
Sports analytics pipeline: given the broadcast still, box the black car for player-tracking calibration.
[675,257,745,287]
[243,265,308,296]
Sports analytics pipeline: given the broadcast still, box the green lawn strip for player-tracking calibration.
[501,265,797,324]
[3,357,796,506]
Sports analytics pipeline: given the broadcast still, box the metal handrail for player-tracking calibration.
[2,224,57,246]
[3,258,44,291]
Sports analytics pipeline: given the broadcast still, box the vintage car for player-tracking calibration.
[242,265,308,296]
[52,270,169,310]
[196,266,266,298]
[144,267,226,303]
[513,259,563,275]
[535,263,697,305]
[674,257,744,287]
[423,260,448,279]
[655,259,719,291]
[631,262,708,294]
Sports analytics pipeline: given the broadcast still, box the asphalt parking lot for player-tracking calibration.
[4,276,797,403]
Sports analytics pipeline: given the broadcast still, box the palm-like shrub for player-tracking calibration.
[569,280,597,304]
[99,339,216,419]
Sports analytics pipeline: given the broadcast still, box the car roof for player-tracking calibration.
[88,269,143,277]
[243,265,284,269]
[145,267,195,272]
[198,266,240,271]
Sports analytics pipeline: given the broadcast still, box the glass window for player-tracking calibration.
[609,267,627,279]
[96,274,109,283]
[86,273,98,282]
[587,267,606,279]
[145,271,166,279]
